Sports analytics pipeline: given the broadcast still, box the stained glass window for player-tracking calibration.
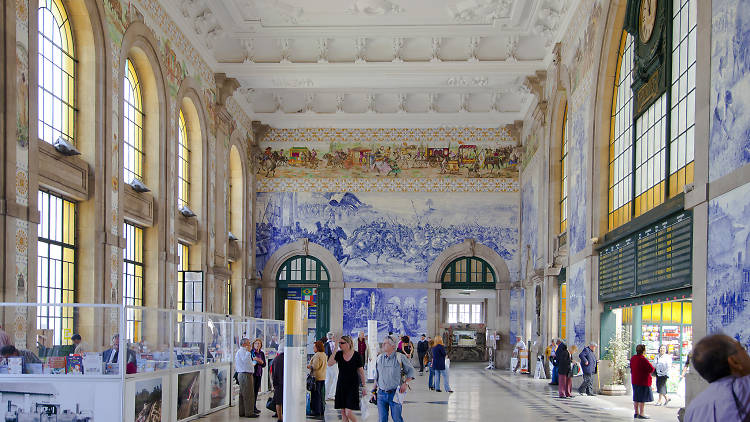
[37,190,76,345]
[38,0,76,145]
[123,59,144,183]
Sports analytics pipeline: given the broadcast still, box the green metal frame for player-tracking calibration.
[441,257,496,289]
[275,255,330,340]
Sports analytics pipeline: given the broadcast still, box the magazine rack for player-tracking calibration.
[0,303,284,422]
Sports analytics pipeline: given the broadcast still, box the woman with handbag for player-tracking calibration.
[555,342,573,398]
[654,345,672,406]
[328,335,366,422]
[431,336,453,393]
[307,341,328,420]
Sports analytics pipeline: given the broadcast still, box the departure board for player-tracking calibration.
[599,236,637,301]
[636,211,693,294]
[598,211,692,301]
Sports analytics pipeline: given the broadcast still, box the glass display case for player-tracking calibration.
[124,306,172,373]
[174,311,206,368]
[453,330,478,347]
[206,314,233,364]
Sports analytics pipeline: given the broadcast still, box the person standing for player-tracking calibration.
[654,345,672,406]
[271,347,285,422]
[554,342,572,398]
[325,332,339,400]
[417,334,429,374]
[251,339,266,414]
[578,342,598,396]
[308,341,328,420]
[549,339,560,385]
[328,335,366,422]
[374,337,416,422]
[630,344,655,419]
[431,336,453,393]
[512,335,526,374]
[684,334,750,422]
[427,339,436,390]
[357,331,368,362]
[235,338,259,418]
[398,336,414,361]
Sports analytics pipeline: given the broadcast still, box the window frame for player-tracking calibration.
[177,109,191,209]
[441,257,496,289]
[608,1,696,231]
[446,302,484,324]
[276,255,330,285]
[123,58,145,183]
[36,189,77,345]
[123,222,144,342]
[37,0,78,146]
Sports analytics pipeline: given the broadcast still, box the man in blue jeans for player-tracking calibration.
[374,337,416,422]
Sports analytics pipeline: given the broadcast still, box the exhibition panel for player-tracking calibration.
[0,303,284,421]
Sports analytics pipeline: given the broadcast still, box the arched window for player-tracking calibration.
[38,0,76,145]
[276,256,330,283]
[123,59,144,183]
[441,256,496,289]
[560,104,569,233]
[177,109,190,209]
[608,1,696,230]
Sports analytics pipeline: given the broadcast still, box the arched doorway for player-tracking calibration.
[274,255,331,341]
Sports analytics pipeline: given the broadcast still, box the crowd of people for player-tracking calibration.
[240,331,454,422]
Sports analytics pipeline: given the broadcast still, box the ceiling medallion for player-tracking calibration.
[347,0,404,15]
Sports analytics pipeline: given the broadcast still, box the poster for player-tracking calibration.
[210,368,228,409]
[287,287,317,320]
[176,371,200,420]
[0,379,121,420]
[135,378,162,422]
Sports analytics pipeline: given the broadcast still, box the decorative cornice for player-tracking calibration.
[256,177,520,193]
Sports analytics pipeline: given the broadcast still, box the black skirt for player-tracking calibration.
[632,384,654,403]
[655,375,668,394]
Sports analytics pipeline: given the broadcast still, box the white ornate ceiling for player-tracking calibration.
[162,0,579,128]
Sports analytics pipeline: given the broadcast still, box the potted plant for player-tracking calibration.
[599,328,631,396]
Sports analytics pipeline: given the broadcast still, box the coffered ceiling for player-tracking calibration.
[162,0,579,128]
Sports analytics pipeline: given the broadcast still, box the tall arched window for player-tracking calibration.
[276,256,330,283]
[38,0,76,145]
[608,0,696,230]
[560,104,569,233]
[177,109,190,209]
[123,59,144,183]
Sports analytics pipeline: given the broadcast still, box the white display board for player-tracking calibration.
[0,376,123,421]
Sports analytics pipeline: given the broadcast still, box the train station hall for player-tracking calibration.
[1,0,749,421]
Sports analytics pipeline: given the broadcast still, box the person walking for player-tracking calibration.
[325,332,339,400]
[431,336,453,393]
[417,334,429,374]
[427,338,436,390]
[235,338,259,418]
[554,342,572,398]
[357,331,368,362]
[271,347,285,422]
[374,336,416,422]
[654,345,672,406]
[684,334,750,422]
[328,335,366,422]
[308,341,328,420]
[578,342,598,396]
[630,344,655,419]
[251,338,266,413]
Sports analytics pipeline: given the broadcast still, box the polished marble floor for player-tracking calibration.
[199,363,680,422]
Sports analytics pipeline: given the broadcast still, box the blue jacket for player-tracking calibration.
[579,346,597,374]
[431,345,447,371]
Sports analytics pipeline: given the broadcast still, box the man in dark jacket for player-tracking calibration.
[417,334,429,374]
[578,342,598,395]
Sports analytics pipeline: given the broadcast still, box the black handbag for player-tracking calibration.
[265,397,275,412]
[306,373,316,391]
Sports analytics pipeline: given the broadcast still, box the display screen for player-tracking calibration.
[598,211,692,301]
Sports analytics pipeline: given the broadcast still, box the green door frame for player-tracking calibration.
[274,255,330,341]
